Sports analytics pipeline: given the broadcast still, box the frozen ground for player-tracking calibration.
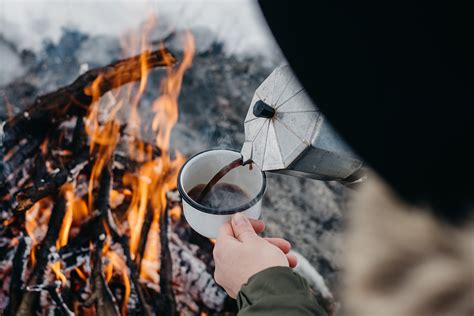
[0,0,280,58]
[1,0,282,86]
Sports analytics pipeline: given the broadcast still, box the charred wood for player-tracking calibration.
[0,138,42,193]
[0,47,176,165]
[134,203,153,274]
[58,215,101,265]
[14,150,88,213]
[26,282,74,316]
[158,201,177,316]
[16,195,66,316]
[46,283,75,316]
[14,112,88,213]
[106,206,152,316]
[4,234,30,316]
[90,164,120,316]
[70,115,87,152]
[91,233,120,316]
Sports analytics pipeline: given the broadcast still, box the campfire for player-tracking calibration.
[0,23,231,315]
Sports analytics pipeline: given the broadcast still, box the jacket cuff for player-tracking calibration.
[237,266,327,315]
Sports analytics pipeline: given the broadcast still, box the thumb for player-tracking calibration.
[231,213,258,242]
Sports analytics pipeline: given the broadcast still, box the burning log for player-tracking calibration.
[0,32,235,315]
[106,199,152,315]
[13,115,89,213]
[134,204,153,274]
[0,48,176,195]
[90,234,120,316]
[89,165,121,316]
[26,282,74,316]
[158,198,177,315]
[16,195,67,316]
[0,138,42,187]
[0,48,176,152]
[58,214,101,264]
[5,234,30,315]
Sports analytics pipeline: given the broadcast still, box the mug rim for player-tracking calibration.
[177,148,266,215]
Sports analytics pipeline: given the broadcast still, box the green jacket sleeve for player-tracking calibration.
[236,266,327,316]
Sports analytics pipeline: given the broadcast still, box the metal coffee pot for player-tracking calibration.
[241,65,365,187]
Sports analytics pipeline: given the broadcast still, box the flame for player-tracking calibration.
[123,31,193,281]
[126,161,155,258]
[20,14,195,311]
[25,198,53,266]
[50,261,67,285]
[152,33,195,150]
[125,17,156,161]
[71,198,89,224]
[58,185,74,247]
[107,251,131,316]
[110,190,125,209]
[169,205,182,221]
[139,219,160,282]
[40,139,49,156]
[74,267,87,281]
[85,74,122,213]
[51,184,86,284]
[58,184,89,248]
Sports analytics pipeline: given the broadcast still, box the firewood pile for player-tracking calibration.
[0,32,232,315]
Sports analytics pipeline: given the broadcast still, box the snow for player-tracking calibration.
[0,39,26,85]
[0,0,279,58]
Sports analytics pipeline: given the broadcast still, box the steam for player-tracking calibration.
[199,183,250,210]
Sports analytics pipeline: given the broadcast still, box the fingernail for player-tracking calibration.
[233,213,246,226]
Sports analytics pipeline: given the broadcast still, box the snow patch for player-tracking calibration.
[0,0,280,58]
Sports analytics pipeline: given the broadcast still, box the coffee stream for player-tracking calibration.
[188,158,251,209]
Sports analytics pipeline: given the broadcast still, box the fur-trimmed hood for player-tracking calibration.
[344,177,474,316]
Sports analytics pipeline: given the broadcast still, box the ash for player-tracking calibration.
[0,27,348,292]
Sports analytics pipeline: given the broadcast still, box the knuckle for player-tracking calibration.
[236,229,256,240]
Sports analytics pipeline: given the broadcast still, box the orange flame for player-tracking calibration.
[152,32,195,150]
[50,261,67,285]
[25,198,53,266]
[107,251,131,316]
[58,184,75,248]
[74,267,88,281]
[124,31,194,282]
[22,14,195,311]
[51,184,87,284]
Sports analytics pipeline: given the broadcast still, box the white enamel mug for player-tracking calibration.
[177,149,266,238]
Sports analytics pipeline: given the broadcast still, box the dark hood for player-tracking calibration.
[259,1,474,223]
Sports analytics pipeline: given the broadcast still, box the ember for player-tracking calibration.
[0,23,230,315]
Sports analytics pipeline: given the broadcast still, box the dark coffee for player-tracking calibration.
[188,182,249,209]
[188,157,251,209]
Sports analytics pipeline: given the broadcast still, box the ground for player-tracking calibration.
[0,25,349,292]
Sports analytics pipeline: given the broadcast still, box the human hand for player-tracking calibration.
[213,213,298,298]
